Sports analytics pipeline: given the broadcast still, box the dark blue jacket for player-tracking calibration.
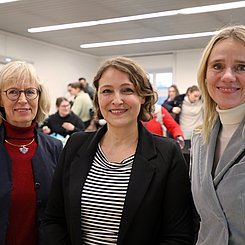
[0,124,63,245]
[162,94,185,124]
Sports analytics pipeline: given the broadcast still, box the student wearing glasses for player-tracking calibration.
[0,61,63,245]
[41,97,85,139]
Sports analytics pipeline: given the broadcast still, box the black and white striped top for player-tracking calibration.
[81,144,134,245]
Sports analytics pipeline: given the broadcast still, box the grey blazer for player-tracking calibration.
[191,116,245,245]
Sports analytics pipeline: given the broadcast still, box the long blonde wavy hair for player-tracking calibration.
[196,25,245,143]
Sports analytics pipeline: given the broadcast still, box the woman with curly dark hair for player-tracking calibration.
[44,57,194,245]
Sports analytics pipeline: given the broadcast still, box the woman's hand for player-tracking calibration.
[42,126,51,134]
[62,122,75,131]
[172,107,181,114]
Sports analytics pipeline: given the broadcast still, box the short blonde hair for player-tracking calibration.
[0,61,50,124]
[197,25,245,142]
[93,56,157,121]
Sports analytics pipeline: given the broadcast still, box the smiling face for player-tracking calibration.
[98,67,145,129]
[58,100,71,117]
[206,38,245,109]
[1,83,39,127]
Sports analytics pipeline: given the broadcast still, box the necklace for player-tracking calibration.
[4,138,35,154]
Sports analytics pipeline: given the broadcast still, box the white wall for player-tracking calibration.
[129,53,174,71]
[174,50,202,93]
[100,50,203,95]
[1,30,204,114]
[0,30,99,113]
[129,51,202,94]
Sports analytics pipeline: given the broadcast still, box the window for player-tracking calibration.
[148,71,173,105]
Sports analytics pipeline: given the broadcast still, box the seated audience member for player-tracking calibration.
[162,85,181,119]
[143,104,185,149]
[69,82,94,129]
[78,77,95,100]
[41,97,85,138]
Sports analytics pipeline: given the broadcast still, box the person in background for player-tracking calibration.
[44,56,194,245]
[65,83,75,106]
[173,85,203,140]
[143,103,185,149]
[191,25,245,245]
[0,61,63,245]
[162,84,181,119]
[79,77,95,100]
[70,82,94,129]
[41,97,85,138]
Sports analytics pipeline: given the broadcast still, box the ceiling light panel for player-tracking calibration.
[0,0,19,3]
[28,1,245,33]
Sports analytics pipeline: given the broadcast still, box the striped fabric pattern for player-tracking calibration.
[81,144,134,244]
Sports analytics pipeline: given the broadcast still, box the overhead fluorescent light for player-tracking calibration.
[180,1,245,14]
[0,0,20,3]
[80,31,217,48]
[5,57,12,62]
[28,10,178,33]
[28,1,245,33]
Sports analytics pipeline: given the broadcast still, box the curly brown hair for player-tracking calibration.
[93,57,157,122]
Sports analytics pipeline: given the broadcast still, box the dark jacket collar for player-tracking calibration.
[67,122,158,244]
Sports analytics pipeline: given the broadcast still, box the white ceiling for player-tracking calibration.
[0,0,245,57]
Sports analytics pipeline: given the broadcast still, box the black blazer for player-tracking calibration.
[44,123,194,245]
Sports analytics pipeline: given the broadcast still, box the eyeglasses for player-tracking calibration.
[1,88,40,101]
[60,104,70,108]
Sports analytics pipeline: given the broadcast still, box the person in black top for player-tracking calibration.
[162,85,180,116]
[41,97,85,138]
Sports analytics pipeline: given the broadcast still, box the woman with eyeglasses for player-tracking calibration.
[41,97,85,139]
[0,61,63,245]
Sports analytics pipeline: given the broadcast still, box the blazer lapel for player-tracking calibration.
[214,116,245,186]
[67,127,107,242]
[118,125,156,244]
[198,120,228,219]
[199,120,219,186]
[69,125,107,193]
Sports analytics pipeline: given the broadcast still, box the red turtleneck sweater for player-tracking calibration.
[4,121,38,245]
